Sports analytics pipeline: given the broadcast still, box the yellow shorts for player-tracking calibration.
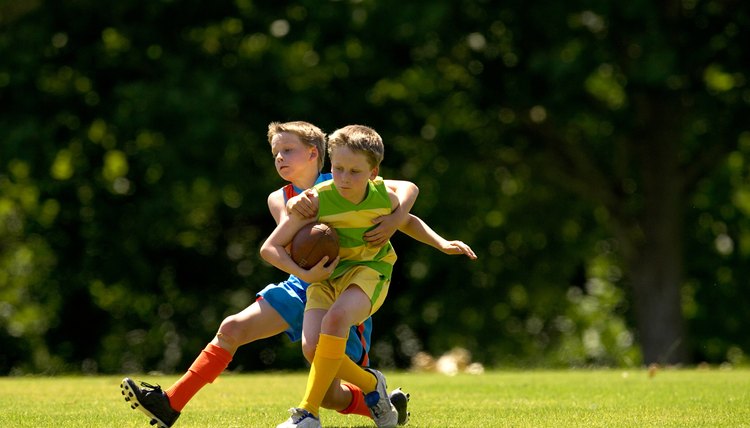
[306,265,390,317]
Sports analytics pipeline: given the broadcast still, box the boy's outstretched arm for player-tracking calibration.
[364,179,419,246]
[399,214,478,259]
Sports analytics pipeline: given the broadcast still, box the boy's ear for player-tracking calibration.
[370,166,379,180]
[309,147,318,160]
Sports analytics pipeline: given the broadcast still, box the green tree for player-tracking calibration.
[2,0,749,374]
[365,0,750,365]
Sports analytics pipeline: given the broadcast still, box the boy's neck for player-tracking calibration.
[291,169,322,191]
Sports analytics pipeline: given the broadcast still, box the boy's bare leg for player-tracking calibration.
[322,378,350,411]
[320,286,371,337]
[164,298,291,408]
[319,287,377,394]
[122,299,291,428]
[211,299,290,354]
[300,308,326,362]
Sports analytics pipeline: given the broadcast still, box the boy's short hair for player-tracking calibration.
[327,125,384,169]
[267,121,326,171]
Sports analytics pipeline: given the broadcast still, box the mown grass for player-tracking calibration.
[0,368,748,427]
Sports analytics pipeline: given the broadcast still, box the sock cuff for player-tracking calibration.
[317,334,347,359]
[205,343,233,364]
[189,343,232,383]
[338,382,364,415]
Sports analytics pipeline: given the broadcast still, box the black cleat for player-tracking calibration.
[389,387,410,425]
[121,377,181,428]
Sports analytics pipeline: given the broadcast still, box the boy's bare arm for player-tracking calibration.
[399,214,478,259]
[365,180,419,246]
[267,189,287,225]
[384,179,418,215]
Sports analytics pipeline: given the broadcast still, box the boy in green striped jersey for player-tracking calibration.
[261,124,467,428]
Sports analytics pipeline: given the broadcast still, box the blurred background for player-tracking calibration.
[1,0,749,375]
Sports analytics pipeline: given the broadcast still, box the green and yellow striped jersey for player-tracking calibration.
[315,176,397,280]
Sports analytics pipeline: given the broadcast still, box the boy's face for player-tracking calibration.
[330,146,378,204]
[270,132,317,183]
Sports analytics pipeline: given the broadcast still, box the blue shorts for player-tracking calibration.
[257,275,373,366]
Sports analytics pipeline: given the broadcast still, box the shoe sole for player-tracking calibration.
[389,387,410,425]
[120,378,171,428]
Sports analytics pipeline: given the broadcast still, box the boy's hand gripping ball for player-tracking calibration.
[290,222,339,269]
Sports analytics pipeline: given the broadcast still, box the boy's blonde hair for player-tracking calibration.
[267,121,326,171]
[327,124,384,169]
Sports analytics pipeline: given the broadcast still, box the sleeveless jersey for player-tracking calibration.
[315,176,397,280]
[280,172,333,297]
[260,172,371,365]
[282,172,332,203]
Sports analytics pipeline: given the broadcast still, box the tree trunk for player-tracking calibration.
[628,226,687,365]
[626,107,688,364]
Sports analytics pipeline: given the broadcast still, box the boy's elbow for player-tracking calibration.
[402,181,419,199]
[259,242,273,263]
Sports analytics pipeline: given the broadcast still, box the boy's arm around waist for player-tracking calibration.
[365,179,419,246]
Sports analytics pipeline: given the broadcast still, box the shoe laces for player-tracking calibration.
[139,381,163,392]
[289,408,315,423]
[368,397,389,418]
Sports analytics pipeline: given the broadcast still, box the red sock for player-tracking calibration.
[165,343,232,411]
[338,382,372,418]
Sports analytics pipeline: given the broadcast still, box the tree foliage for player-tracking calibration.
[1,0,749,374]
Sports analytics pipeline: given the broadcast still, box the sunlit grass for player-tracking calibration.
[0,369,748,427]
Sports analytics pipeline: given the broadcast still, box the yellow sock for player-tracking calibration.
[299,334,347,417]
[336,356,377,393]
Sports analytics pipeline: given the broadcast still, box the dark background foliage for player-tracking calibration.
[1,0,749,374]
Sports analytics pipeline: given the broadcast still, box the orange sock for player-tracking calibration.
[165,343,232,411]
[338,382,372,418]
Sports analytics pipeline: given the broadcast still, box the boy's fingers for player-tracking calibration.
[297,201,315,218]
[363,231,386,246]
[458,242,477,259]
[314,255,339,269]
[364,230,385,245]
[447,241,477,259]
[329,256,340,269]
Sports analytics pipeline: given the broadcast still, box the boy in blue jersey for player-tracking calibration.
[121,121,475,428]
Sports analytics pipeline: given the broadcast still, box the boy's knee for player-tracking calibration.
[302,342,317,362]
[219,314,238,335]
[216,314,247,348]
[321,308,348,332]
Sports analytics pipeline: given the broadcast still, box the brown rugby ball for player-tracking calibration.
[290,222,339,269]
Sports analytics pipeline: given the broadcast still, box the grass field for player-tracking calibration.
[0,369,748,427]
